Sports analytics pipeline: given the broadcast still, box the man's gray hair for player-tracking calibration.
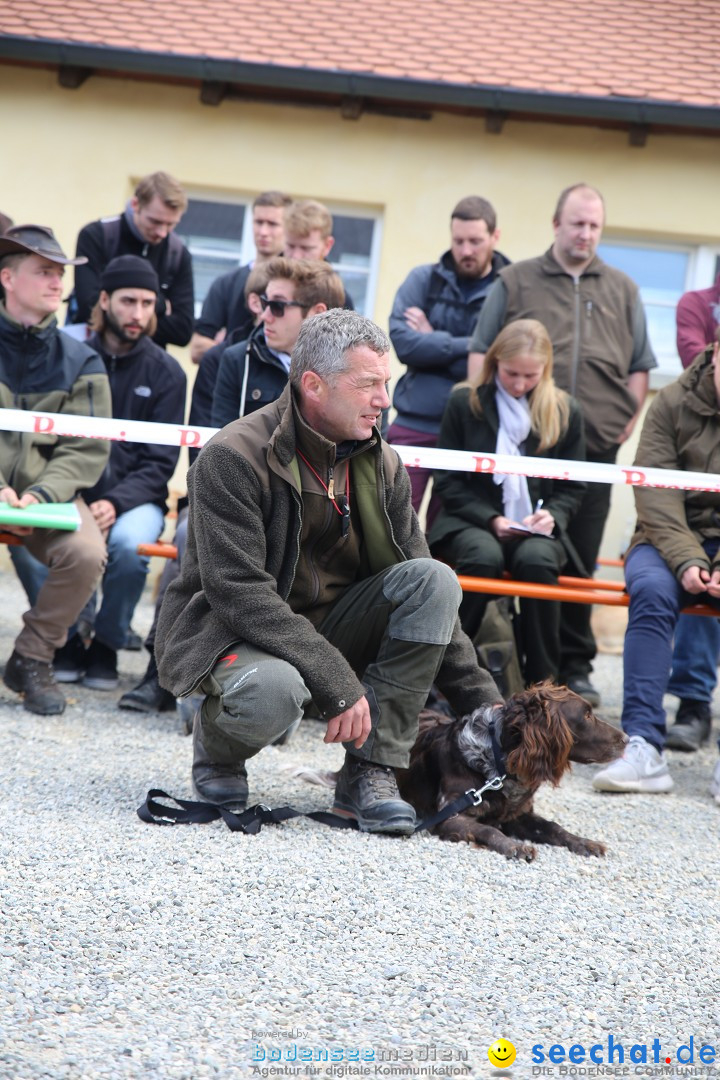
[290,309,390,387]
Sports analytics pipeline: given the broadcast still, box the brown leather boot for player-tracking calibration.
[4,650,65,715]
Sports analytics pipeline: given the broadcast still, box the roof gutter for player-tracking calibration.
[2,35,719,132]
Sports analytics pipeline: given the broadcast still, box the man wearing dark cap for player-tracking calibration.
[16,255,187,691]
[0,224,111,715]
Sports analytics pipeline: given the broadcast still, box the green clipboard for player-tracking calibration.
[0,502,81,531]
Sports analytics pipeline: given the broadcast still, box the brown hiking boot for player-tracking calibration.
[333,755,416,835]
[4,650,65,715]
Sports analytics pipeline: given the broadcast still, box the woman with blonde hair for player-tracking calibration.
[428,319,586,685]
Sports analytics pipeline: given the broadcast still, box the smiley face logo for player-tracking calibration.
[488,1039,516,1068]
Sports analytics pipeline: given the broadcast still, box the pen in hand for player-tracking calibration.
[534,499,544,514]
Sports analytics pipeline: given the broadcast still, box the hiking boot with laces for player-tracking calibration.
[333,755,416,834]
[592,734,673,793]
[4,649,65,715]
[665,699,711,752]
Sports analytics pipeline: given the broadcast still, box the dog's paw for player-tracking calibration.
[505,841,537,862]
[569,837,607,857]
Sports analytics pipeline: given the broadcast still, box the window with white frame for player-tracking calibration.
[598,238,720,387]
[177,196,382,320]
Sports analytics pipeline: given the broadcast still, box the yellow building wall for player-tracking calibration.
[2,63,719,557]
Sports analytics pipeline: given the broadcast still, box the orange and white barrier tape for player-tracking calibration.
[2,407,719,493]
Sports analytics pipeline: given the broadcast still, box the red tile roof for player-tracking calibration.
[2,0,720,109]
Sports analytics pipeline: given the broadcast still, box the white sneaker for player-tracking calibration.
[592,735,673,793]
[709,759,720,805]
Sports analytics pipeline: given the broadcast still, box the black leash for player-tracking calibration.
[137,774,505,837]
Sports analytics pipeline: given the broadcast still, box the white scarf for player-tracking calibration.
[493,376,533,522]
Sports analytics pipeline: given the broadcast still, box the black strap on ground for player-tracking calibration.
[137,778,504,837]
[137,789,359,834]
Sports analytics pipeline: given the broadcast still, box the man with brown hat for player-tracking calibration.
[0,224,111,715]
[11,254,187,693]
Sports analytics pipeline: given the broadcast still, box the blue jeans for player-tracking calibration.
[667,613,720,703]
[10,503,165,651]
[623,542,720,749]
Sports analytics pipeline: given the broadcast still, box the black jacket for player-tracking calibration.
[83,332,186,514]
[194,264,254,343]
[74,212,195,348]
[211,325,290,429]
[428,382,586,551]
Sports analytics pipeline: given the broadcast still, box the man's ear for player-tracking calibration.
[99,290,111,312]
[306,302,327,318]
[130,196,140,217]
[298,369,326,404]
[321,236,335,258]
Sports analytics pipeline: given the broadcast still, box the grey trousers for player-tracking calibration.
[197,558,462,769]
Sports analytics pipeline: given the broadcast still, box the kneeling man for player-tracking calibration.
[156,309,500,833]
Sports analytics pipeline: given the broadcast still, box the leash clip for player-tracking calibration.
[467,775,505,806]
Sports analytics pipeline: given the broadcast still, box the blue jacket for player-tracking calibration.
[390,249,510,434]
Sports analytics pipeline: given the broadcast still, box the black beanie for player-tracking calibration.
[100,255,159,295]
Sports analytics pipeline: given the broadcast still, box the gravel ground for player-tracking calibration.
[1,554,719,1080]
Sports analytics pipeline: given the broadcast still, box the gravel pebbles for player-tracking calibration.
[1,555,719,1080]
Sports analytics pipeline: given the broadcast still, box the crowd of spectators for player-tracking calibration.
[2,172,720,811]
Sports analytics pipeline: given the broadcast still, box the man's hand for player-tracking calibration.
[89,499,117,533]
[617,414,639,444]
[681,565,711,594]
[0,487,38,535]
[707,568,720,599]
[324,696,372,749]
[403,306,433,334]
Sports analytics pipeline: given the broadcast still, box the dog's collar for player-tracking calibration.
[487,710,507,780]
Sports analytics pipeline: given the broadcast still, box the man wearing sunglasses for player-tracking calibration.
[211,257,345,429]
[119,257,345,714]
[157,309,501,835]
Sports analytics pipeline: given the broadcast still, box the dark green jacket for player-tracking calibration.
[628,350,720,580]
[156,384,499,716]
[0,304,111,502]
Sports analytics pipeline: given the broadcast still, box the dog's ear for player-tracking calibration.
[504,684,574,786]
